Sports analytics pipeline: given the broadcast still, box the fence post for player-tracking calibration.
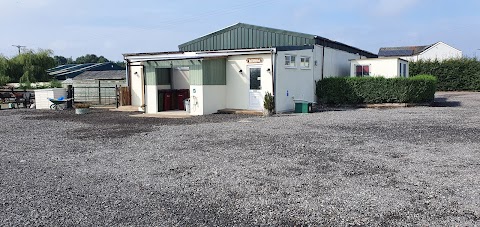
[98,80,101,105]
[116,85,119,108]
[67,85,73,109]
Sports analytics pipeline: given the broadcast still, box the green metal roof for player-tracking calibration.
[178,23,377,58]
[179,23,315,51]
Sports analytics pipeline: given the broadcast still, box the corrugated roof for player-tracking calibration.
[178,23,377,58]
[47,63,124,79]
[73,70,126,80]
[378,44,433,57]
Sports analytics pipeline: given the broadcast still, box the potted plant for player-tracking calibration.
[263,91,275,116]
[74,102,91,114]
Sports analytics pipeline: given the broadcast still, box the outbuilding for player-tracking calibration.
[378,41,462,62]
[350,58,409,78]
[124,23,377,115]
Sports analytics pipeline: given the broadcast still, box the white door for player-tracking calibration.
[248,67,263,110]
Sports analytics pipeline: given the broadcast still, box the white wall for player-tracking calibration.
[404,42,462,62]
[225,54,272,110]
[189,85,226,115]
[321,46,361,78]
[34,88,67,109]
[130,65,143,107]
[144,85,157,114]
[275,49,315,113]
[172,67,190,89]
[350,58,409,78]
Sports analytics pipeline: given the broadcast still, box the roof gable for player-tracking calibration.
[378,44,433,57]
[178,23,316,51]
[178,23,376,58]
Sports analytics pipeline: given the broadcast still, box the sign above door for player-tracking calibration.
[246,58,263,64]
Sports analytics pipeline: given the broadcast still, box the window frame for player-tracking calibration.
[285,55,297,68]
[300,56,311,69]
[355,64,370,77]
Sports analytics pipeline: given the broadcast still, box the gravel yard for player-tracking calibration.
[1,92,479,226]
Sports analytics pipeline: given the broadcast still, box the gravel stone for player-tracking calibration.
[1,92,479,226]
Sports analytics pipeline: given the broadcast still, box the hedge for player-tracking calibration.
[316,75,437,105]
[409,58,480,91]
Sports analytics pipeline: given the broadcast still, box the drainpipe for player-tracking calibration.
[141,63,146,112]
[125,59,130,87]
[271,48,277,111]
[271,49,276,94]
[321,40,326,80]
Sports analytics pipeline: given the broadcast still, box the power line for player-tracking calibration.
[12,45,26,55]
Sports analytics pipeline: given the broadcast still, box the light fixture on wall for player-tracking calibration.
[266,68,271,72]
[134,72,139,77]
[239,69,243,73]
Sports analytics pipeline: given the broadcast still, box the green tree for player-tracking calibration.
[0,55,10,86]
[115,61,126,69]
[6,49,55,83]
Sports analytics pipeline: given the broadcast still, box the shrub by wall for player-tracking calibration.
[409,58,480,91]
[316,75,437,105]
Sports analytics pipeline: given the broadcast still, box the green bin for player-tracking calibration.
[295,102,312,113]
[158,90,164,112]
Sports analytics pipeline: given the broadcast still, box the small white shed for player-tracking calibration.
[34,88,67,109]
[350,58,409,78]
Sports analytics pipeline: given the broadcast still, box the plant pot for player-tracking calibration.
[75,108,90,115]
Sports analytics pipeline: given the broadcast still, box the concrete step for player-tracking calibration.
[110,105,142,112]
[217,109,263,115]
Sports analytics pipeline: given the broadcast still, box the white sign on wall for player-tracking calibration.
[246,58,263,64]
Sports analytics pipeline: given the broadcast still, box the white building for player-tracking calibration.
[378,41,462,62]
[350,58,409,78]
[123,23,377,115]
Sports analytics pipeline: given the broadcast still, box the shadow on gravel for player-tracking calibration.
[432,98,461,107]
[20,109,258,139]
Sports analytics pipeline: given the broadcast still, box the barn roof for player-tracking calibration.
[378,44,433,57]
[178,23,377,58]
[73,70,126,80]
[47,63,124,80]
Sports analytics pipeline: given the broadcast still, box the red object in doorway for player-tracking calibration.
[163,90,173,111]
[177,89,190,110]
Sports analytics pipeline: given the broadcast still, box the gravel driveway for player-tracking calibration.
[1,92,479,226]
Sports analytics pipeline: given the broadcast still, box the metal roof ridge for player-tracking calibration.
[177,23,316,49]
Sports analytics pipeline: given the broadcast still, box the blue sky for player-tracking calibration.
[1,0,479,61]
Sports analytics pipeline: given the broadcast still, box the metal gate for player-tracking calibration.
[72,86,119,107]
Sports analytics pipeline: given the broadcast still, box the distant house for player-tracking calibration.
[350,58,409,78]
[378,42,462,62]
[47,62,124,80]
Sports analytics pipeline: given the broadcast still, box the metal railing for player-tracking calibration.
[72,86,118,106]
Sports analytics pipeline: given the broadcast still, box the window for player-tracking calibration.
[400,63,407,77]
[300,57,310,69]
[249,68,261,90]
[355,65,370,77]
[285,55,296,68]
[155,68,171,85]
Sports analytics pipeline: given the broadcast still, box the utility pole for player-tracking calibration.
[12,45,26,55]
